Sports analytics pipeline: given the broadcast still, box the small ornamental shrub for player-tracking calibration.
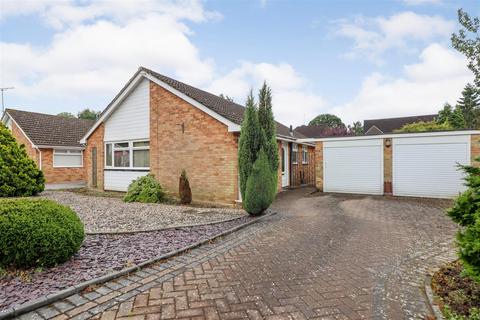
[457,215,480,282]
[0,199,84,268]
[448,162,480,227]
[179,169,192,204]
[394,120,452,133]
[244,149,276,215]
[0,123,44,197]
[123,174,167,203]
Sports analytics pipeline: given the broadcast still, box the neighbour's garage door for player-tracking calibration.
[323,139,383,195]
[393,135,469,198]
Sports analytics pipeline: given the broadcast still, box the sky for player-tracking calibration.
[0,0,479,127]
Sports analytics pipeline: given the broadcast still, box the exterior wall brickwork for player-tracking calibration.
[315,141,323,191]
[290,144,315,187]
[39,149,86,183]
[85,123,105,189]
[150,81,239,205]
[471,134,480,166]
[11,122,39,165]
[383,138,393,194]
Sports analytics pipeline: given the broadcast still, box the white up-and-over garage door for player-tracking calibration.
[393,135,469,198]
[323,139,384,195]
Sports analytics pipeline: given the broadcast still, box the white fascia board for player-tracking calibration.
[143,73,241,132]
[37,145,85,150]
[299,130,480,143]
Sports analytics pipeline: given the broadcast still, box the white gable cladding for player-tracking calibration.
[104,78,150,142]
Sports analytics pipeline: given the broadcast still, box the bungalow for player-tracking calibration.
[363,114,437,135]
[80,67,315,205]
[1,109,94,188]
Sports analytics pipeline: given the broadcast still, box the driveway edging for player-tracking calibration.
[0,210,276,320]
[424,275,444,320]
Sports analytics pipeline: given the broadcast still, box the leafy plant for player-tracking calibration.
[123,174,167,203]
[309,113,345,128]
[0,123,44,197]
[444,305,480,320]
[258,82,279,172]
[457,217,480,282]
[179,169,192,204]
[243,149,276,215]
[77,108,100,120]
[0,199,84,268]
[394,120,452,133]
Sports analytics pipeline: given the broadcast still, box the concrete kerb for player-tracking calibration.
[424,275,444,320]
[0,210,277,320]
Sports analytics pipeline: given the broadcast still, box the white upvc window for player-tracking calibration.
[53,149,83,168]
[105,140,150,169]
[292,144,298,164]
[302,147,308,164]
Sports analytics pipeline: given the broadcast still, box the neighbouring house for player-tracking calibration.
[363,114,437,135]
[294,124,351,138]
[1,109,94,188]
[80,67,316,206]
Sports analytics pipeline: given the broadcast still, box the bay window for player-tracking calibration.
[105,140,149,169]
[53,149,83,167]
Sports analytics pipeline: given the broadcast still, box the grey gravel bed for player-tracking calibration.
[41,191,246,233]
[0,216,253,311]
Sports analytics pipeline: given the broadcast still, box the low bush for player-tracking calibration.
[244,149,276,215]
[0,123,44,197]
[179,169,192,204]
[394,120,452,133]
[0,199,84,268]
[457,215,480,282]
[123,174,167,203]
[448,163,480,227]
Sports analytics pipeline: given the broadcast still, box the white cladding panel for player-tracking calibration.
[393,135,470,198]
[104,170,148,191]
[323,139,383,195]
[104,78,150,142]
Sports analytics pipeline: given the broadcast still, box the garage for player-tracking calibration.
[393,135,470,198]
[323,139,384,195]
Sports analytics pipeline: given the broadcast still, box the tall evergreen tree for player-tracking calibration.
[437,103,467,129]
[238,92,261,199]
[258,81,279,171]
[457,83,480,128]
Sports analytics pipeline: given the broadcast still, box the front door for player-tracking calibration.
[281,142,289,187]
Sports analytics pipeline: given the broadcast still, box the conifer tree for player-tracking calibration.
[258,82,279,171]
[457,83,480,128]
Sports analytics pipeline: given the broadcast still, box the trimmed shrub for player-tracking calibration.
[0,123,44,197]
[179,169,192,204]
[123,174,167,203]
[244,149,276,215]
[394,120,452,133]
[448,162,480,227]
[457,214,480,282]
[0,199,84,268]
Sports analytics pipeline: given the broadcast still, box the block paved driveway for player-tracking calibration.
[26,189,458,320]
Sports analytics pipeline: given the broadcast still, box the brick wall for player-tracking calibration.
[290,144,315,187]
[11,122,39,165]
[315,141,323,191]
[383,138,393,194]
[150,81,239,205]
[471,134,480,166]
[85,123,105,189]
[39,149,86,183]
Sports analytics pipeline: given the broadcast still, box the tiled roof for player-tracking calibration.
[364,114,437,134]
[140,67,304,139]
[293,125,353,138]
[5,109,94,147]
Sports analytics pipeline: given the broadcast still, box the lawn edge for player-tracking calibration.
[0,210,277,320]
[424,274,445,320]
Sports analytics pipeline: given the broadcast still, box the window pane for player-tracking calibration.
[133,150,149,167]
[54,154,82,167]
[54,149,68,154]
[114,142,128,148]
[114,150,130,167]
[133,141,149,147]
[69,150,82,154]
[106,144,112,166]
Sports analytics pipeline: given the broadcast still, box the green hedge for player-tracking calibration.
[124,174,167,203]
[0,199,85,268]
[0,123,44,197]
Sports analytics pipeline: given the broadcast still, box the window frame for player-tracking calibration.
[302,147,308,164]
[292,143,298,164]
[53,149,84,168]
[104,140,150,170]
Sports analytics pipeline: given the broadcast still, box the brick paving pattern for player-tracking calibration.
[18,189,457,320]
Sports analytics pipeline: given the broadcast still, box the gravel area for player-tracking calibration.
[41,191,246,233]
[0,215,254,311]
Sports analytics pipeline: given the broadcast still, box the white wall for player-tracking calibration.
[104,78,150,142]
[104,170,149,191]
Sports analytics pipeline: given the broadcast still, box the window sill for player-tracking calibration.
[104,168,150,172]
[53,166,84,168]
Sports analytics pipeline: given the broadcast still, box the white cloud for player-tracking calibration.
[402,0,442,5]
[208,62,325,127]
[334,11,454,63]
[330,44,473,124]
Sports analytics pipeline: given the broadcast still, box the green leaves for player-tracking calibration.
[123,174,168,203]
[0,123,45,197]
[308,114,345,128]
